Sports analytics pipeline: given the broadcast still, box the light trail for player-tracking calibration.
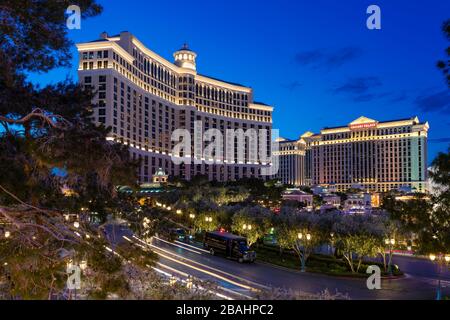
[151,265,234,300]
[154,262,254,300]
[152,236,204,255]
[172,239,210,253]
[134,235,269,290]
[150,244,257,291]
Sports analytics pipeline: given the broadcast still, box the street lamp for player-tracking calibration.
[205,216,212,223]
[4,231,10,238]
[429,253,450,300]
[169,275,177,286]
[80,260,88,271]
[189,214,196,219]
[330,232,335,256]
[73,221,80,229]
[385,237,395,276]
[186,276,193,289]
[243,224,252,231]
[297,231,311,272]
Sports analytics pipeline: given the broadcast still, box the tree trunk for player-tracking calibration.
[343,253,355,273]
[381,252,387,272]
[356,258,363,273]
[300,254,306,272]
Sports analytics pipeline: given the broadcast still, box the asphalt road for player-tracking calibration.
[154,238,450,300]
[385,255,450,281]
[104,224,449,300]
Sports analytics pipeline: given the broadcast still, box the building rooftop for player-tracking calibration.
[197,73,246,88]
[322,116,421,130]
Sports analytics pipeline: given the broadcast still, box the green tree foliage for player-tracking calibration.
[0,1,156,300]
[231,206,272,247]
[193,211,219,233]
[273,209,323,271]
[332,215,387,273]
[0,0,138,219]
[383,148,450,255]
[437,20,450,87]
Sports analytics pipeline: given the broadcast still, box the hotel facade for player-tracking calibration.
[277,116,429,193]
[76,32,273,183]
[274,137,307,186]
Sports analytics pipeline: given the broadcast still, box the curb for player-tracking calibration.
[256,259,406,280]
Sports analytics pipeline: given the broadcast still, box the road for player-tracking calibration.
[388,254,450,281]
[149,237,450,300]
[105,224,450,300]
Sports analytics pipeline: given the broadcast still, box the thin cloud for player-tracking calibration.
[294,47,362,70]
[388,92,408,103]
[334,76,382,95]
[282,81,302,92]
[415,90,450,114]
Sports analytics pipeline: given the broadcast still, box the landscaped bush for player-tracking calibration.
[256,244,403,277]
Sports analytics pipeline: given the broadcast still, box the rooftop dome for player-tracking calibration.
[174,44,197,71]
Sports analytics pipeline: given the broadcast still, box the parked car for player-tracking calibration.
[168,228,192,243]
[203,231,256,263]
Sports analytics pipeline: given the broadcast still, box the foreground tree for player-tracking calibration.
[332,215,383,273]
[382,148,450,256]
[0,1,167,299]
[437,20,450,87]
[231,206,272,247]
[274,210,322,272]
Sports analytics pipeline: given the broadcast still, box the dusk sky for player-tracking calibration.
[28,0,450,163]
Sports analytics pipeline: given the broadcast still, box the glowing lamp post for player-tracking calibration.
[330,232,335,255]
[429,253,450,300]
[186,276,193,289]
[385,238,395,276]
[297,231,312,272]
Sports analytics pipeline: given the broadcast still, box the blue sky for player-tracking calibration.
[28,0,450,163]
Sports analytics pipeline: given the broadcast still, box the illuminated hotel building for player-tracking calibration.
[76,32,273,183]
[274,136,308,186]
[306,116,429,193]
[276,116,429,193]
